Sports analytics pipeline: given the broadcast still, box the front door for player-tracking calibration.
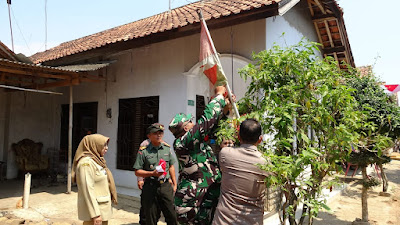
[60,102,98,166]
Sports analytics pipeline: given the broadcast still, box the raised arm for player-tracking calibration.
[194,92,227,138]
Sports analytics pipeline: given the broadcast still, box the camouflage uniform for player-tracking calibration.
[169,95,226,225]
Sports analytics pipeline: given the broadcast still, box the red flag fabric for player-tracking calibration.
[199,18,227,86]
[156,158,167,180]
[384,84,400,93]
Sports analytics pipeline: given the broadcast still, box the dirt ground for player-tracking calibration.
[0,179,165,225]
[313,159,400,225]
[0,160,399,225]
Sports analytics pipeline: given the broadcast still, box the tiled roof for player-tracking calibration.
[0,42,105,90]
[308,0,355,69]
[0,58,81,73]
[0,57,104,90]
[0,41,18,61]
[30,0,280,64]
[358,65,372,77]
[56,61,115,72]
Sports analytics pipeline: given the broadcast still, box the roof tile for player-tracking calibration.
[30,0,279,64]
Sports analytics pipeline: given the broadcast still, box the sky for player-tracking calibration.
[0,0,398,84]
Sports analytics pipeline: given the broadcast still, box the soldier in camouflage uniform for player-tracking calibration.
[169,86,231,225]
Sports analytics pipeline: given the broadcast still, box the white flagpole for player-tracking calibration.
[198,10,240,118]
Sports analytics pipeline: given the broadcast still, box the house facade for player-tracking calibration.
[0,0,353,202]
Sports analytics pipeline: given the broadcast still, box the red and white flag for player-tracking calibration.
[383,84,400,94]
[199,18,227,86]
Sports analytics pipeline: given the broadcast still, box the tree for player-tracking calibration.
[346,74,399,223]
[347,73,400,193]
[234,40,361,225]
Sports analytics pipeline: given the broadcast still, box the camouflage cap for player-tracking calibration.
[147,123,165,134]
[169,113,192,138]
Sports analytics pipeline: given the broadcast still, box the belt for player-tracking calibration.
[145,177,168,184]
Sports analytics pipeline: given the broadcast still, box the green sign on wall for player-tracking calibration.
[188,100,194,106]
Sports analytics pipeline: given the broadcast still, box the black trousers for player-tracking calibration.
[142,180,177,225]
[139,202,160,225]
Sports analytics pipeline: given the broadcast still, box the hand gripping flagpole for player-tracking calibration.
[198,10,240,118]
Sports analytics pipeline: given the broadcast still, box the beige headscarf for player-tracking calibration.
[71,134,118,205]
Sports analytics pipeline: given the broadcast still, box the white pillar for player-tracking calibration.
[23,173,31,209]
[67,86,73,193]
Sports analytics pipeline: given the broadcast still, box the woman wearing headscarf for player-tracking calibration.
[72,134,118,225]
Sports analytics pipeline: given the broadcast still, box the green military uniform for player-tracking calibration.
[169,94,226,225]
[133,131,178,225]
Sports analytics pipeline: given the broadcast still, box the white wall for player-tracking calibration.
[182,19,266,119]
[0,92,6,162]
[266,0,319,50]
[184,53,252,118]
[0,92,10,181]
[4,91,60,179]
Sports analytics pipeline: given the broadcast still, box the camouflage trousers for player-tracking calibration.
[175,182,221,225]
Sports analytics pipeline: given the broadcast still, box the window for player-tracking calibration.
[117,96,159,170]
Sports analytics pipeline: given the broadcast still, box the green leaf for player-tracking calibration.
[321,203,331,211]
[273,117,282,124]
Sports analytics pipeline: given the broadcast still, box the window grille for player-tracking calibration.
[117,96,159,170]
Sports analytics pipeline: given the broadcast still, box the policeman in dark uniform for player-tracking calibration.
[133,123,178,225]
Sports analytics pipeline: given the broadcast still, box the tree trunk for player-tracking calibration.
[280,190,287,225]
[298,204,307,225]
[308,210,313,225]
[361,166,368,222]
[288,186,298,225]
[379,163,388,192]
